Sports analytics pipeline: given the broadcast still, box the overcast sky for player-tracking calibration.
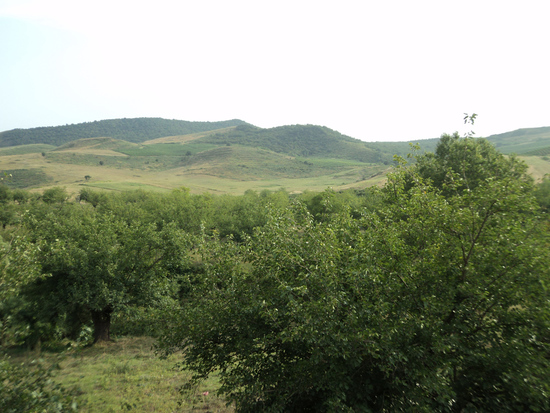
[1,0,549,142]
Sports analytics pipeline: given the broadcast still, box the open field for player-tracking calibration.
[119,143,221,157]
[0,143,390,196]
[3,139,550,196]
[519,155,550,181]
[0,144,56,156]
[5,337,232,412]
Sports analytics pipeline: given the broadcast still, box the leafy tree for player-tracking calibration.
[0,184,12,204]
[11,189,30,204]
[0,356,79,412]
[78,188,107,208]
[0,226,77,413]
[0,234,42,346]
[413,133,531,196]
[534,176,550,212]
[158,140,550,412]
[41,187,68,204]
[25,205,192,343]
[298,188,373,222]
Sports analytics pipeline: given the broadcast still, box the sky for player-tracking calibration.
[1,0,549,142]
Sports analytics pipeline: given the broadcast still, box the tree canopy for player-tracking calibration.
[24,204,191,342]
[157,137,550,412]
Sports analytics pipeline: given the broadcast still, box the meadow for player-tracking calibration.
[0,142,390,196]
[5,338,233,412]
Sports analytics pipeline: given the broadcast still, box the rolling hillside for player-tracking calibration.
[1,118,550,194]
[485,126,550,154]
[0,118,249,147]
[193,124,390,163]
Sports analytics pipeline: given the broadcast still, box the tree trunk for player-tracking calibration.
[91,306,113,343]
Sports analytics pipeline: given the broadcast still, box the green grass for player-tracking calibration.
[45,152,183,171]
[120,143,221,157]
[5,337,233,412]
[81,182,172,192]
[0,144,56,156]
[55,138,139,152]
[2,168,53,188]
[518,155,550,181]
[522,146,550,156]
[486,127,550,154]
[294,157,369,167]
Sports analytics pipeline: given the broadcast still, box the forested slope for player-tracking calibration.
[196,124,392,163]
[0,118,249,147]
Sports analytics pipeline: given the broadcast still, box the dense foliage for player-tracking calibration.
[0,356,78,412]
[2,133,550,411]
[24,205,191,343]
[157,137,550,412]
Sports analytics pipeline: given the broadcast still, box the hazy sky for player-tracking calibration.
[1,0,549,142]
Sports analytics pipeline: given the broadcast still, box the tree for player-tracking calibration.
[25,205,191,343]
[413,133,531,196]
[41,187,68,204]
[0,227,77,413]
[158,139,550,412]
[0,234,42,346]
[535,176,550,212]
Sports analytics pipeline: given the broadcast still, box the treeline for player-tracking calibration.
[0,118,248,148]
[0,184,380,344]
[2,134,550,411]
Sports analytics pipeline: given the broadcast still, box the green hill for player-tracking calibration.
[0,118,249,147]
[195,124,394,163]
[2,118,550,194]
[53,137,140,152]
[484,126,550,154]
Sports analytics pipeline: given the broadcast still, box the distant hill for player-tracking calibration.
[194,124,393,163]
[0,118,249,148]
[484,126,550,154]
[2,118,550,195]
[53,137,139,152]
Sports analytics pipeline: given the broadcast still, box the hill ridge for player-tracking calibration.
[0,118,249,148]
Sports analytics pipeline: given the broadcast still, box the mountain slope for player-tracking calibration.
[195,124,391,163]
[484,126,550,154]
[0,118,249,148]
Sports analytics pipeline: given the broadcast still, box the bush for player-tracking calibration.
[42,187,68,204]
[0,355,79,412]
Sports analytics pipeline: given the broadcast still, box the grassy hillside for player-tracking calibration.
[54,137,139,152]
[3,120,550,195]
[0,136,390,195]
[0,144,56,156]
[194,124,394,163]
[0,118,249,147]
[484,126,550,154]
